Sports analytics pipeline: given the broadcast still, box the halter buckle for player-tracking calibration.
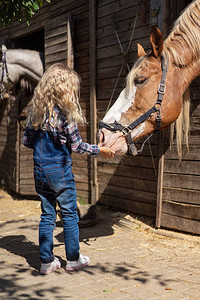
[122,126,131,135]
[158,83,166,94]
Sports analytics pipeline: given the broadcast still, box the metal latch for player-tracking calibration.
[151,6,160,17]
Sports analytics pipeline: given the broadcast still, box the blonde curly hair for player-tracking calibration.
[30,63,86,129]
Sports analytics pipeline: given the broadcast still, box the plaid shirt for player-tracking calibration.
[23,107,100,156]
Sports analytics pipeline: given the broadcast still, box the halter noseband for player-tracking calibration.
[99,55,168,155]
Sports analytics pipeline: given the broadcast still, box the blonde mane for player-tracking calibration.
[164,0,200,70]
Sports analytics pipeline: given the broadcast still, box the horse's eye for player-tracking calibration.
[134,76,147,85]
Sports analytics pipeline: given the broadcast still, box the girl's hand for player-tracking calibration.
[99,146,115,158]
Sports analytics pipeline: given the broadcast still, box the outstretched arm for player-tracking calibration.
[66,122,115,158]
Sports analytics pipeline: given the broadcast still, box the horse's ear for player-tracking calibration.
[137,43,147,58]
[2,44,7,51]
[150,26,163,58]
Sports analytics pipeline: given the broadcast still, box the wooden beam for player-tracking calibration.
[89,0,98,204]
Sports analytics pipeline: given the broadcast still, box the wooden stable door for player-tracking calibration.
[45,12,74,69]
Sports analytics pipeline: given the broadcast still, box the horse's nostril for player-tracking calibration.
[99,131,105,144]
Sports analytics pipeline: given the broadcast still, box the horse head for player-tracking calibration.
[99,18,197,156]
[0,45,44,94]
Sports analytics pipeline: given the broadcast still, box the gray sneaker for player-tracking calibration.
[66,254,90,271]
[40,257,61,275]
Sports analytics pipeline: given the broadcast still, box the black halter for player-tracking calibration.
[99,55,168,155]
[0,51,12,96]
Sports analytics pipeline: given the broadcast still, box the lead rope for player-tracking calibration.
[148,138,157,176]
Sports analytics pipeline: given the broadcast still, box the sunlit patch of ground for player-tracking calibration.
[0,189,40,221]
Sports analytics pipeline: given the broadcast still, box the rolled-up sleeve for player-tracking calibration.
[65,122,100,156]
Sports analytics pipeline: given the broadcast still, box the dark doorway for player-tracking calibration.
[11,29,44,53]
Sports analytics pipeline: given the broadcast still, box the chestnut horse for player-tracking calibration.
[99,0,199,157]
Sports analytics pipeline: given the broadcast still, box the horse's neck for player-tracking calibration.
[164,1,200,88]
[6,49,44,83]
[164,38,200,95]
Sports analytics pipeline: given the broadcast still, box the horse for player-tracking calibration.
[0,45,44,97]
[99,0,199,158]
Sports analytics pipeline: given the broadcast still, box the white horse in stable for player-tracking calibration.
[0,45,44,98]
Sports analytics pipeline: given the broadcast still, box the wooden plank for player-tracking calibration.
[98,0,116,8]
[45,52,68,65]
[45,24,68,40]
[50,0,88,17]
[98,1,139,19]
[75,182,90,190]
[19,178,35,185]
[97,26,150,50]
[45,34,68,48]
[163,187,200,205]
[19,185,37,195]
[163,174,200,190]
[98,164,157,181]
[164,145,200,160]
[97,17,147,41]
[164,160,200,175]
[162,200,200,221]
[98,154,158,168]
[97,37,150,61]
[45,41,68,56]
[99,183,156,204]
[98,173,157,193]
[99,194,156,217]
[44,13,69,30]
[161,213,200,235]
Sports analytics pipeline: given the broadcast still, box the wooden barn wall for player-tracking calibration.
[96,0,158,217]
[0,4,49,194]
[161,79,200,235]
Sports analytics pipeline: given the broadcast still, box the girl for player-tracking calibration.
[23,63,114,274]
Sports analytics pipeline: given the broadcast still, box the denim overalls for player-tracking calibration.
[33,129,79,263]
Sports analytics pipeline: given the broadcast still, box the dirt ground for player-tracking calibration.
[0,188,200,299]
[1,187,200,246]
[0,189,41,221]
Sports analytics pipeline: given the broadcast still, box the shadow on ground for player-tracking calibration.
[0,211,177,299]
[0,254,177,299]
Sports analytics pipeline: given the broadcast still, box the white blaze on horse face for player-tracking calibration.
[100,84,147,155]
[103,86,137,123]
